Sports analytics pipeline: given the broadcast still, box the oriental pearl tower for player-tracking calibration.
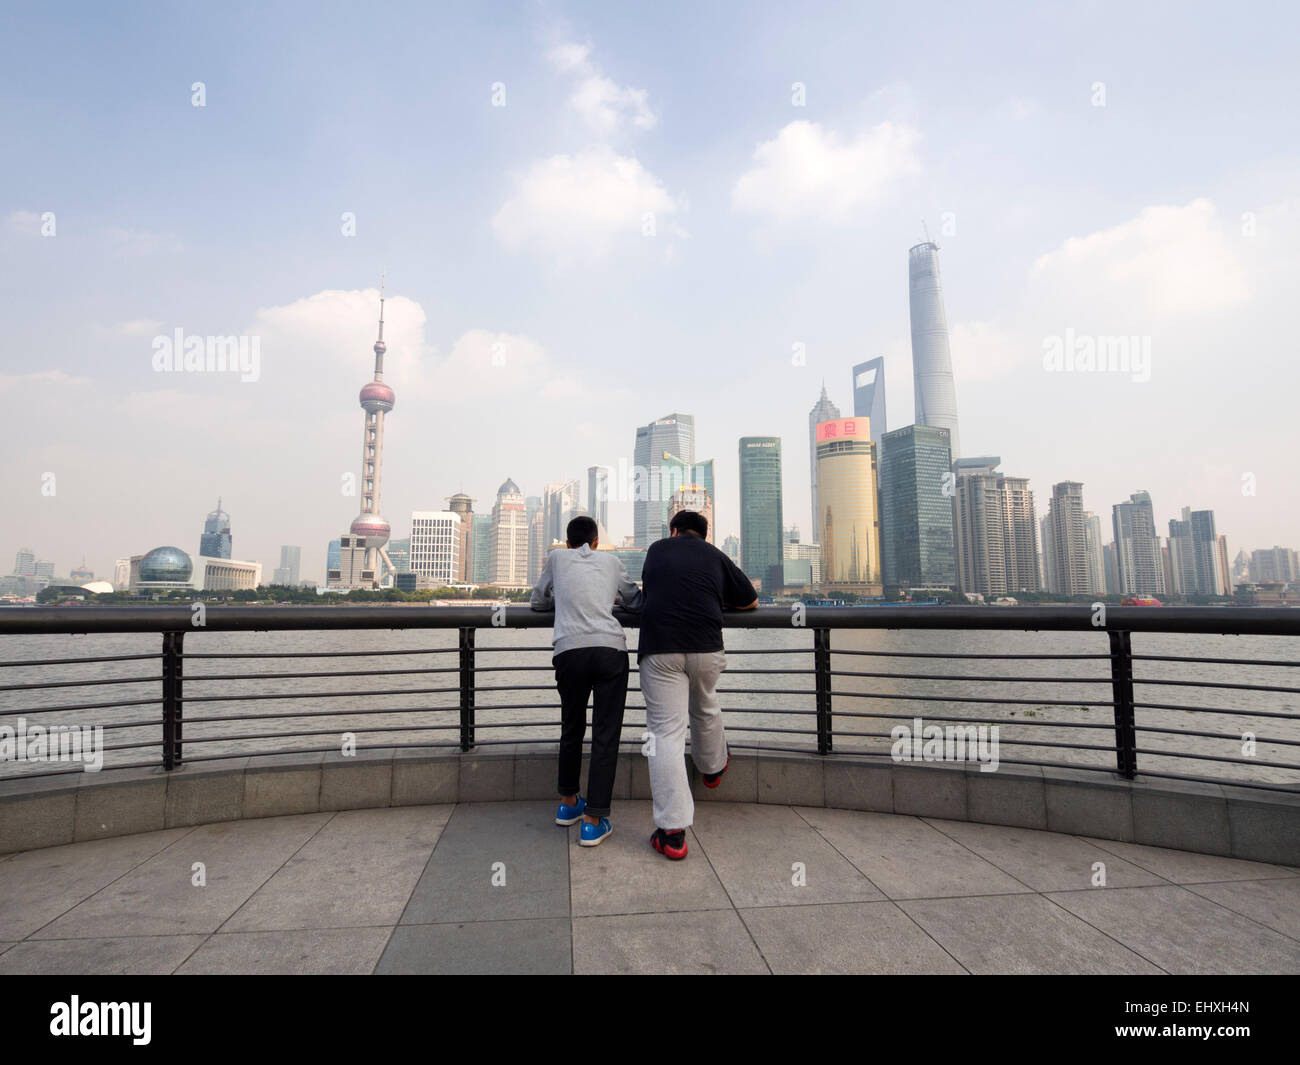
[350,276,397,586]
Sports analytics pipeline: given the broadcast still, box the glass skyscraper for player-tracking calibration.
[908,243,961,457]
[633,413,695,548]
[879,424,954,592]
[851,357,887,449]
[199,499,232,558]
[807,384,840,545]
[587,466,610,538]
[739,436,783,592]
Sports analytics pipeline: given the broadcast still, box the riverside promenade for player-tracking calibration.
[2,786,1298,974]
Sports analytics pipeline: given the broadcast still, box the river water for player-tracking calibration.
[1,627,1297,789]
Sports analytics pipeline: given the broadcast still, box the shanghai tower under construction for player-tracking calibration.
[908,241,961,458]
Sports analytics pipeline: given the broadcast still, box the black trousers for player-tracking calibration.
[554,646,630,818]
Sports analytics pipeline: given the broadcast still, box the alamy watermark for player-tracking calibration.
[891,716,1000,772]
[0,718,104,771]
[1043,328,1150,383]
[151,328,261,382]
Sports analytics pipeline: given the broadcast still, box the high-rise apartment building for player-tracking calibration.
[541,481,580,549]
[490,478,530,588]
[634,413,695,548]
[740,436,784,592]
[1217,535,1232,596]
[722,535,740,565]
[908,243,961,457]
[1045,482,1090,596]
[12,548,36,576]
[1189,509,1222,596]
[953,458,1040,597]
[879,424,954,592]
[410,512,462,587]
[1249,547,1300,583]
[808,384,841,545]
[814,419,881,596]
[1084,513,1106,597]
[1113,492,1166,596]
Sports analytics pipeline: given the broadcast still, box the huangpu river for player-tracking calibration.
[1,626,1297,788]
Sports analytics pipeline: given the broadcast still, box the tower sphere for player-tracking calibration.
[373,338,387,357]
[140,546,193,583]
[360,381,395,413]
[350,514,391,549]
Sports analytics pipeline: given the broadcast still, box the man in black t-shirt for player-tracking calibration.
[637,510,758,860]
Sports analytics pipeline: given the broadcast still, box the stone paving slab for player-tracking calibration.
[1078,835,1300,884]
[922,818,1168,892]
[1045,884,1300,975]
[738,901,968,974]
[572,910,768,974]
[568,801,730,917]
[399,802,568,924]
[1182,877,1300,942]
[223,806,452,932]
[898,893,1164,975]
[0,801,1294,975]
[32,814,332,939]
[0,934,208,975]
[176,928,393,975]
[0,827,192,940]
[690,802,882,908]
[377,918,571,975]
[796,807,1032,900]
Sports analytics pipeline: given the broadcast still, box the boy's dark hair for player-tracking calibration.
[669,510,708,539]
[566,515,599,548]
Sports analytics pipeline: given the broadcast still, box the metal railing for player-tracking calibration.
[1,605,1298,794]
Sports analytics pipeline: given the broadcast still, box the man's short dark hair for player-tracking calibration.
[566,515,599,547]
[669,510,708,539]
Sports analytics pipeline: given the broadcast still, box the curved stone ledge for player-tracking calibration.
[1,749,1296,867]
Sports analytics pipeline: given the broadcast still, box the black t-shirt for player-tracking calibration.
[636,534,759,659]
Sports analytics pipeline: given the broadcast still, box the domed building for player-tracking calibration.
[136,546,194,590]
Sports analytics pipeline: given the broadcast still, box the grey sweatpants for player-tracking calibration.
[638,651,728,830]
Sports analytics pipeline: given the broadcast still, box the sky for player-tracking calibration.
[2,0,1298,583]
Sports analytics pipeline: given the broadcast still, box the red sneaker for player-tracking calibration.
[650,828,688,860]
[703,752,730,789]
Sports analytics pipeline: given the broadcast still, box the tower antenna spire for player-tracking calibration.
[377,269,386,339]
[922,218,932,245]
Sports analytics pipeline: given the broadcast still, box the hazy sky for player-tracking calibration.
[2,0,1298,583]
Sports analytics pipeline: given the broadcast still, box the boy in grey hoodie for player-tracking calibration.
[530,515,642,846]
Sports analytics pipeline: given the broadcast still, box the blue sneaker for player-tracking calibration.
[579,817,613,847]
[556,796,587,826]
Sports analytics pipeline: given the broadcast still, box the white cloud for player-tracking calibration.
[1031,199,1249,317]
[492,148,682,260]
[948,320,1027,382]
[5,210,43,234]
[732,119,920,224]
[113,318,163,337]
[547,41,656,134]
[0,369,91,390]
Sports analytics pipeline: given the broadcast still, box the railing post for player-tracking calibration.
[161,630,185,770]
[814,627,833,755]
[1107,629,1137,779]
[459,626,476,752]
